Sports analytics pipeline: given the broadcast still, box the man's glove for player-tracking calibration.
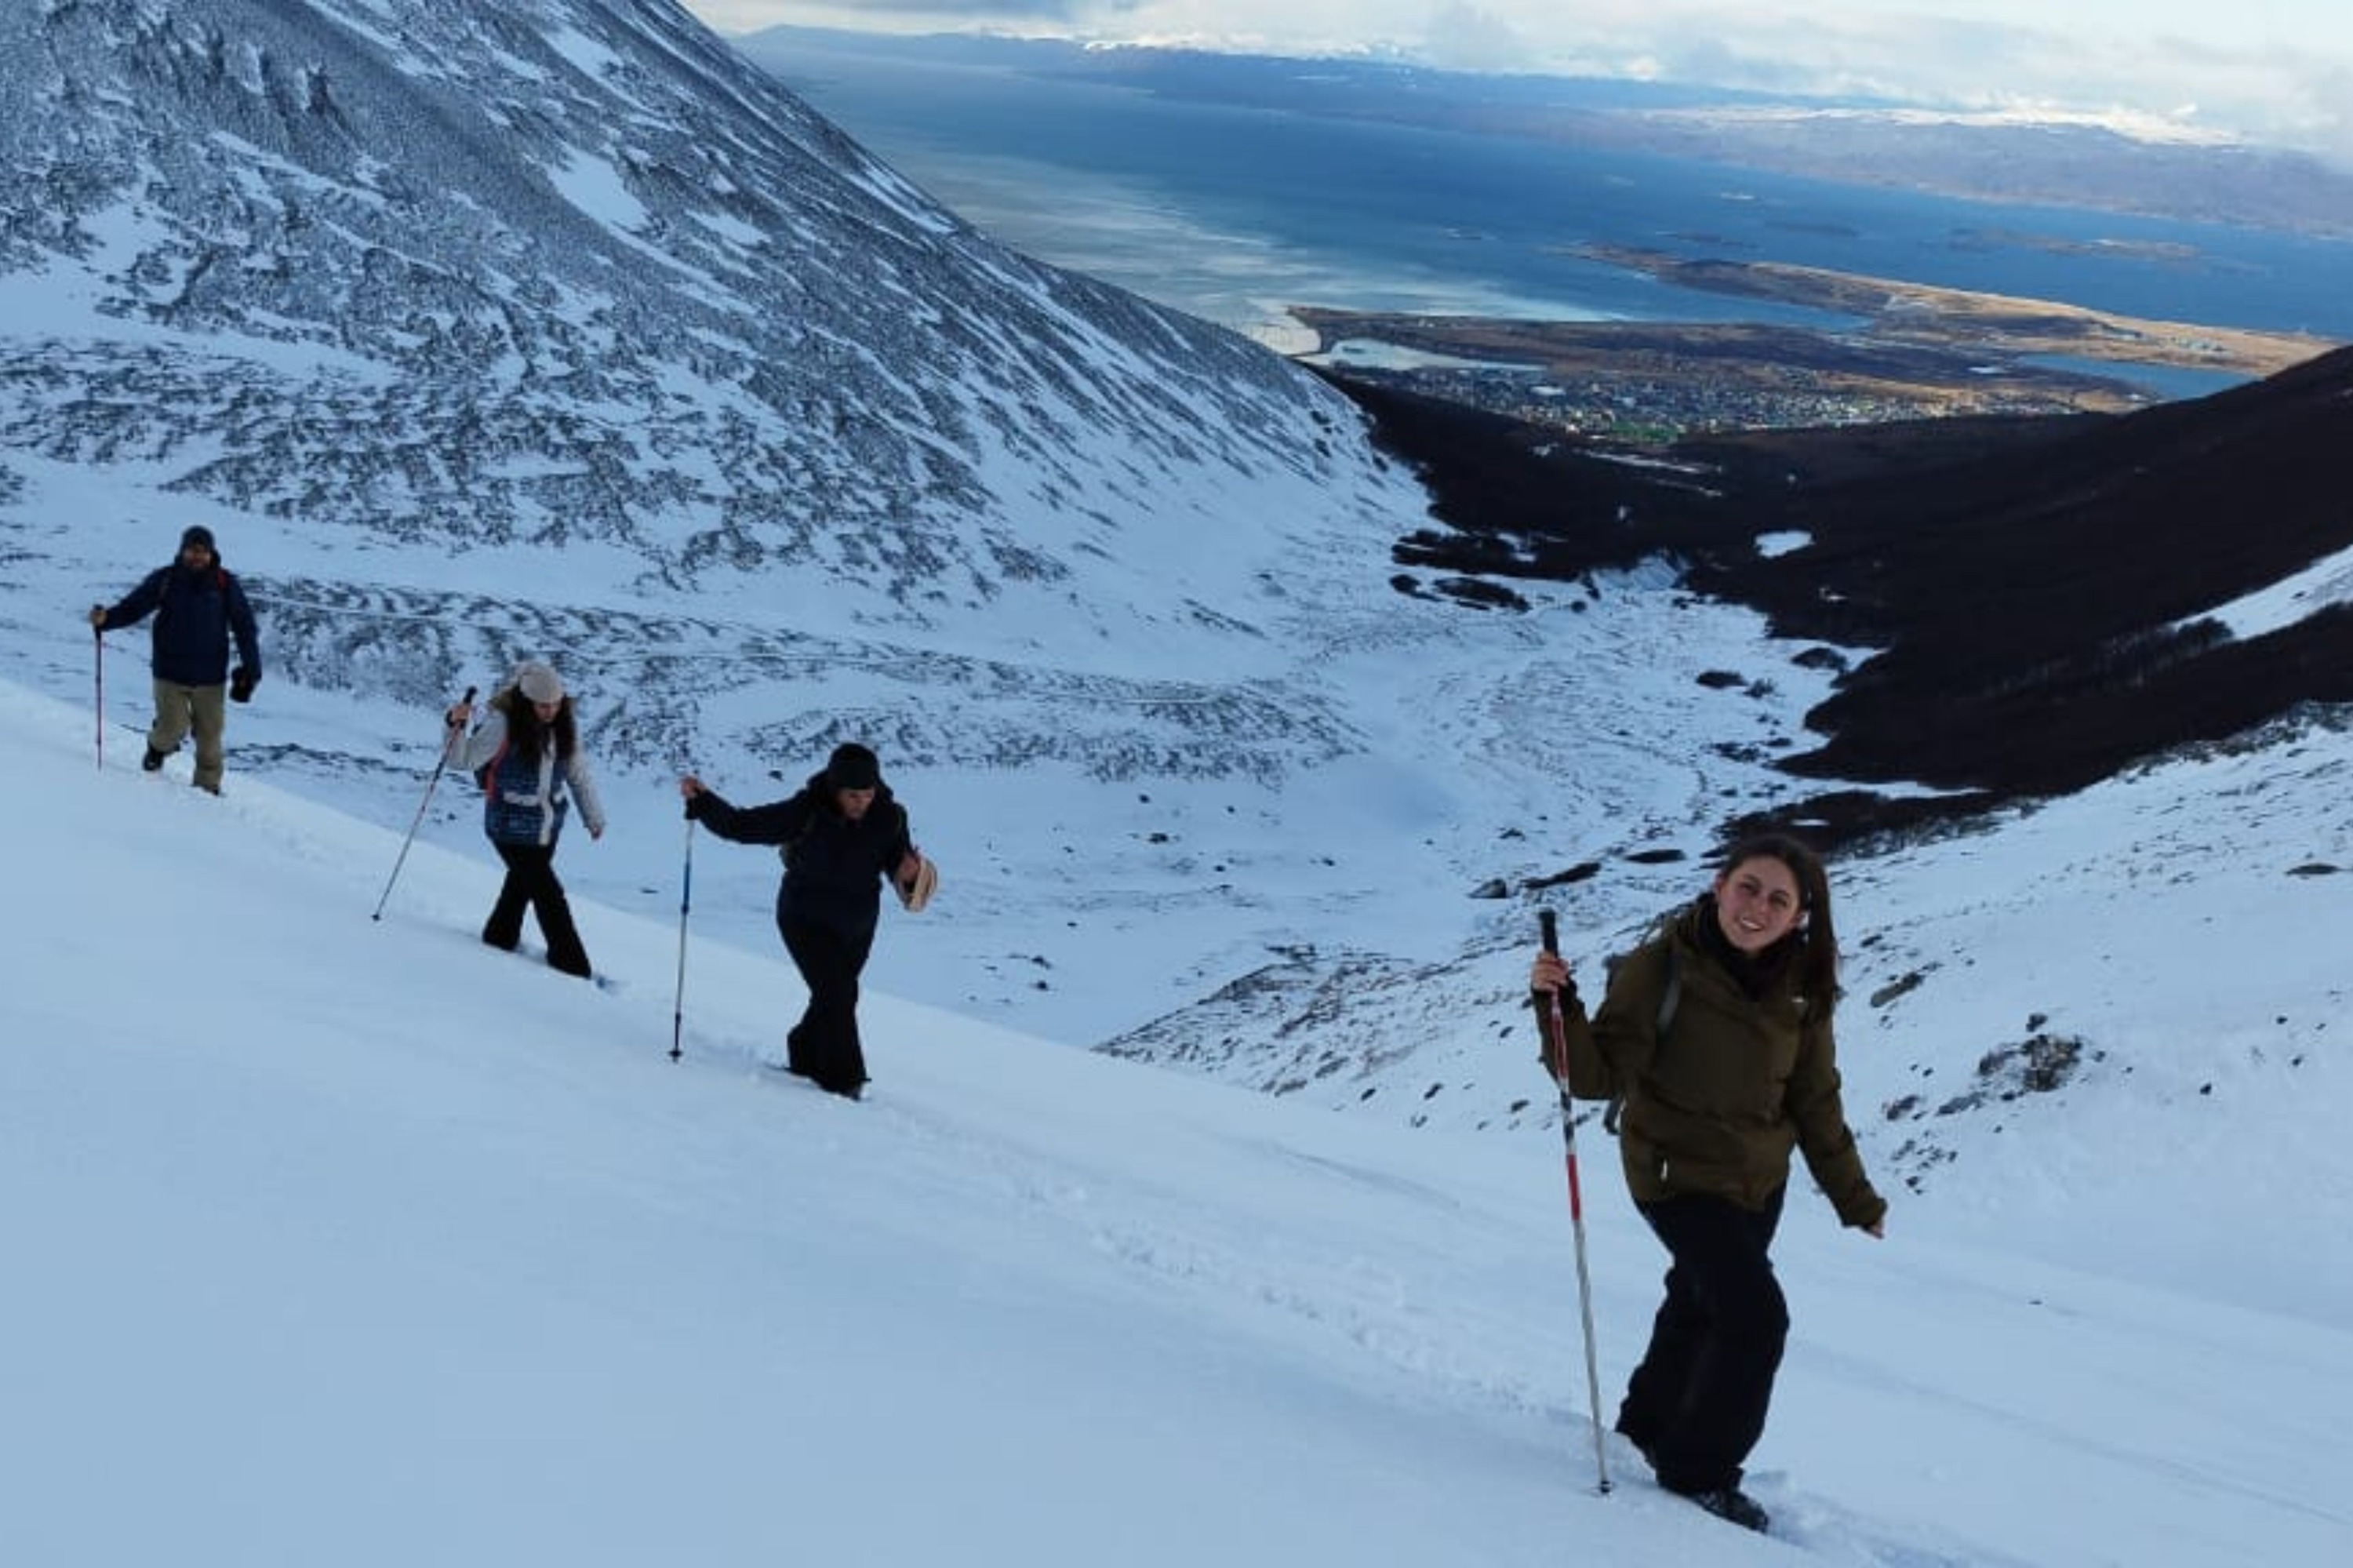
[229,665,258,704]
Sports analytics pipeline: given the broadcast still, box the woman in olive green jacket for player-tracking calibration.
[1532,833,1885,1535]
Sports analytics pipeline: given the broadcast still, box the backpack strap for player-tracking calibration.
[476,733,511,802]
[1602,940,1679,1137]
[773,793,826,869]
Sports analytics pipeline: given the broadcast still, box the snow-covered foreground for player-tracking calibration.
[5,676,2348,1567]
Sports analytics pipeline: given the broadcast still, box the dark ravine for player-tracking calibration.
[1322,343,2353,851]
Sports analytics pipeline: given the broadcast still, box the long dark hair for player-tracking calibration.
[489,684,577,765]
[1716,831,1840,1020]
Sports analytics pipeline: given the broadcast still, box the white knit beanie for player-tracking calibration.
[515,660,564,704]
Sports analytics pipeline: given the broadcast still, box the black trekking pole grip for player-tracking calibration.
[1540,908,1559,955]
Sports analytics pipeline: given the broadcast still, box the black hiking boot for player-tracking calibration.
[141,744,167,772]
[1675,1484,1770,1533]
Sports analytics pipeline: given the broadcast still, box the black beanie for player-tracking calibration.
[180,525,216,554]
[825,742,881,791]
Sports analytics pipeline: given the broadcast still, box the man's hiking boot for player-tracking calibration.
[1675,1484,1769,1533]
[141,744,167,772]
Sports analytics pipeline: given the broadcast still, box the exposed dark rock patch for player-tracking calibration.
[1324,347,2353,852]
[1524,860,1603,891]
[1882,1030,2102,1189]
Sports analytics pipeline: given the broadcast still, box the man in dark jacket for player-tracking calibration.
[90,525,263,795]
[678,743,926,1100]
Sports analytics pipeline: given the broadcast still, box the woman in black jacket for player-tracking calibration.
[679,743,926,1101]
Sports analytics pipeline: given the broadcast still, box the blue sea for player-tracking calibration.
[760,39,2353,393]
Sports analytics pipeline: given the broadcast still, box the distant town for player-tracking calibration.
[1289,252,2340,442]
[1296,319,2111,440]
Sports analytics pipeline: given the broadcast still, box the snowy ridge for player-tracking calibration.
[4,675,2349,1566]
[243,571,1368,788]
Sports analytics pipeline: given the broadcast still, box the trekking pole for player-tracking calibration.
[670,815,694,1062]
[372,685,476,922]
[93,624,104,771]
[1539,908,1613,1495]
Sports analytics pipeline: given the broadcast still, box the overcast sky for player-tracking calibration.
[678,1,2353,158]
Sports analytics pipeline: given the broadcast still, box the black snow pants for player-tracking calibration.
[1615,1184,1789,1494]
[484,841,592,979]
[779,916,876,1098]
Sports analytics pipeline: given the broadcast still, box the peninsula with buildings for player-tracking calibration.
[1292,247,2337,442]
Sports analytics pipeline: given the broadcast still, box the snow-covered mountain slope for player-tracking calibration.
[0,0,1424,730]
[4,0,2349,1205]
[0,0,1858,1060]
[5,677,2349,1568]
[0,0,1459,1024]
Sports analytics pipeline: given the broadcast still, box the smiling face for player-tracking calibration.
[1713,853,1806,954]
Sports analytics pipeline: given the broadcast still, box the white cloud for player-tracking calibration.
[682,1,2353,153]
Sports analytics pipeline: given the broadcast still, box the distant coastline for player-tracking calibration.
[744,27,2353,436]
[1281,248,2340,440]
[1566,246,2328,377]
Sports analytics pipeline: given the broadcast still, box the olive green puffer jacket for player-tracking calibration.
[1554,902,1886,1230]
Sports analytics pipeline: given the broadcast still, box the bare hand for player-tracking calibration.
[678,774,706,799]
[1530,951,1572,994]
[445,701,472,729]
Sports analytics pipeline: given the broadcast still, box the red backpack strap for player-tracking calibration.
[477,734,511,801]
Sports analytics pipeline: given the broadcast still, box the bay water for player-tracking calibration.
[757,36,2351,389]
